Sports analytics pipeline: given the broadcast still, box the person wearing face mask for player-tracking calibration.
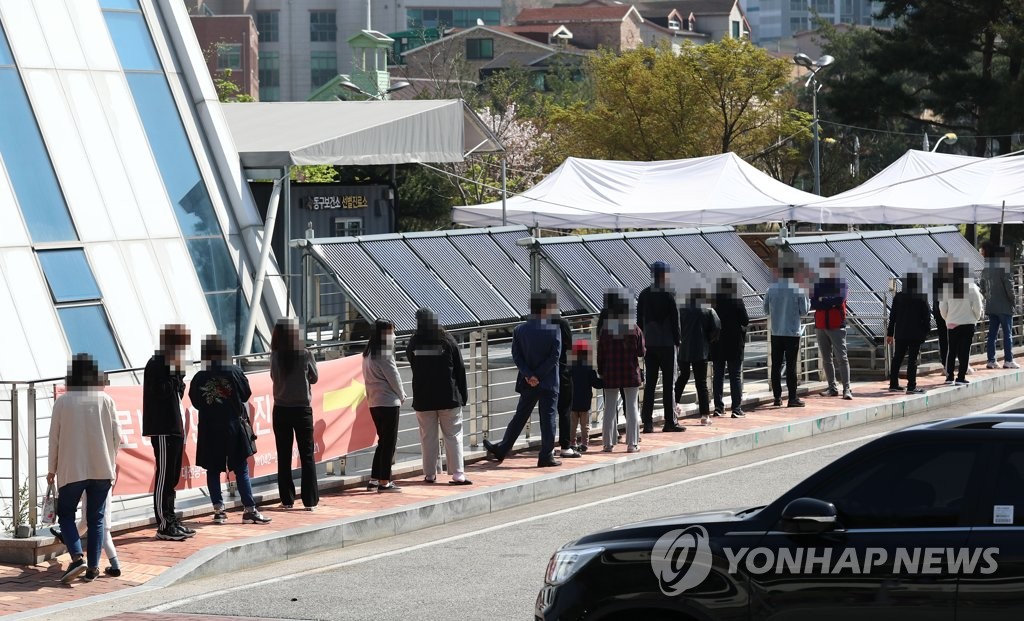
[887,272,932,394]
[142,324,194,542]
[940,262,985,385]
[764,264,810,407]
[596,292,645,452]
[362,320,407,492]
[674,287,720,426]
[637,261,684,433]
[981,245,1019,369]
[545,290,582,459]
[810,256,852,400]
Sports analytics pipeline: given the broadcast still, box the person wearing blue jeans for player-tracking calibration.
[981,246,1018,369]
[485,290,562,467]
[48,354,121,583]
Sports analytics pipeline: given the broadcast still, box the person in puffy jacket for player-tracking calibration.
[939,262,985,385]
[408,308,472,483]
[887,272,932,394]
[190,335,271,526]
[810,257,852,400]
[674,288,720,426]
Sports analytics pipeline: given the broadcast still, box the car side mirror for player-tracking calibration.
[778,497,839,535]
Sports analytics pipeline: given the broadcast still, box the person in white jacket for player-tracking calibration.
[939,263,985,385]
[47,354,121,583]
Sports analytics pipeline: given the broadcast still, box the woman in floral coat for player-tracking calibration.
[189,335,271,526]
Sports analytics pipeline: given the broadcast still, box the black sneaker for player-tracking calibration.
[212,511,227,524]
[366,481,379,491]
[888,385,904,392]
[954,378,970,386]
[787,398,806,408]
[906,387,926,394]
[82,567,100,582]
[156,526,187,542]
[49,525,64,546]
[712,409,724,417]
[731,409,746,418]
[377,482,402,493]
[242,509,272,524]
[60,558,86,583]
[174,522,196,537]
[773,398,783,407]
[822,388,840,397]
[104,566,121,578]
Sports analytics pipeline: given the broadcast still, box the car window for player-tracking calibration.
[809,443,977,529]
[989,446,1024,526]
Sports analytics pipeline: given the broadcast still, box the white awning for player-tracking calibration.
[222,99,502,168]
[452,153,821,229]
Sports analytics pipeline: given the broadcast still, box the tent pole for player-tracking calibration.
[240,173,285,355]
[501,157,508,226]
[284,170,292,313]
[1001,201,1006,246]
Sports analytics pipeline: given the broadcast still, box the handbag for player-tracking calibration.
[40,482,57,526]
[239,407,258,454]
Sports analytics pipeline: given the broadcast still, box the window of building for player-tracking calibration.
[465,38,494,60]
[407,8,500,29]
[310,50,337,89]
[310,11,336,42]
[789,0,807,10]
[37,249,124,370]
[334,217,363,237]
[814,0,835,12]
[789,16,809,32]
[731,21,741,38]
[258,52,280,101]
[99,0,140,8]
[215,43,242,71]
[256,11,279,42]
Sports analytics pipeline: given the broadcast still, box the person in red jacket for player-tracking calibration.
[810,257,852,400]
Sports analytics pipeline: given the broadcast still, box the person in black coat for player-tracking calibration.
[637,261,683,433]
[674,288,721,426]
[709,277,750,418]
[549,291,581,459]
[887,272,933,394]
[189,335,271,525]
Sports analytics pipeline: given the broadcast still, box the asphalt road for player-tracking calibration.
[57,388,1024,621]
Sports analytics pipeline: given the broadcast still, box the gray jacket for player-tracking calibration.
[362,353,406,408]
[270,349,319,408]
[981,265,1015,316]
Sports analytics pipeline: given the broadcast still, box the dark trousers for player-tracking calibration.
[370,406,400,482]
[770,335,800,401]
[675,360,710,416]
[151,434,182,530]
[497,386,557,465]
[712,357,743,412]
[273,405,319,508]
[890,339,923,389]
[558,371,573,450]
[641,346,676,427]
[947,324,975,381]
[58,479,110,569]
[933,309,948,370]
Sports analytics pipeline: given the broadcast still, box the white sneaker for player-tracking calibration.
[967,365,975,375]
[560,448,581,458]
[700,416,712,426]
[1005,361,1021,369]
[987,361,1000,369]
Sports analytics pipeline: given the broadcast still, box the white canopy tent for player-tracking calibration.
[795,150,1024,225]
[451,153,822,229]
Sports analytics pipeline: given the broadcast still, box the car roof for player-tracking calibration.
[898,412,1024,433]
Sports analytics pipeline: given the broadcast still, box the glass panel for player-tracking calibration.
[0,70,78,242]
[206,290,248,354]
[104,11,161,71]
[125,72,219,235]
[186,237,237,293]
[310,51,336,89]
[38,249,101,303]
[99,0,141,9]
[216,43,242,71]
[57,305,124,371]
[310,11,336,42]
[256,11,279,42]
[0,24,13,65]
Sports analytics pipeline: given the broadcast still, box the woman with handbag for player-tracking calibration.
[270,318,320,510]
[47,354,121,583]
[362,319,407,492]
[190,335,271,525]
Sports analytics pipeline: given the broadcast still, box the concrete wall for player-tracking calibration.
[190,15,260,99]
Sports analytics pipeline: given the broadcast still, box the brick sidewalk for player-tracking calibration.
[0,369,1013,615]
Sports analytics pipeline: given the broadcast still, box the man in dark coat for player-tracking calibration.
[637,261,683,433]
[887,272,933,394]
[548,291,581,459]
[710,277,750,418]
[675,288,720,426]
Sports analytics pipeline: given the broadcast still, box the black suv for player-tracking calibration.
[537,415,1024,620]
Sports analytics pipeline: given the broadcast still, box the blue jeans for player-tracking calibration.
[57,479,111,569]
[497,386,557,465]
[987,314,1014,363]
[207,461,256,509]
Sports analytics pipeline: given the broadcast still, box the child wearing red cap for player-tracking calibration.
[569,339,602,452]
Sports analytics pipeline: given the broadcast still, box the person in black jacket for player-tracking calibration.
[887,272,933,394]
[932,255,954,372]
[710,277,750,418]
[407,308,472,484]
[142,324,193,542]
[190,335,271,525]
[675,288,721,426]
[548,291,581,459]
[568,339,602,452]
[637,262,684,433]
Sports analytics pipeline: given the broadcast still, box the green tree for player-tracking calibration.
[213,69,255,103]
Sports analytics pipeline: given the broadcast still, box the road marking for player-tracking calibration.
[137,391,1024,614]
[146,430,886,612]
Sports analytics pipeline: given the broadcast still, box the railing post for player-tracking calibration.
[26,385,37,532]
[481,331,490,441]
[10,384,19,535]
[468,331,479,448]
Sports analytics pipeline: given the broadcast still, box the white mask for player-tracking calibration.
[383,334,395,349]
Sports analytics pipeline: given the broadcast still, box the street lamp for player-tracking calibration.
[338,78,411,100]
[793,53,835,196]
[930,132,958,152]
